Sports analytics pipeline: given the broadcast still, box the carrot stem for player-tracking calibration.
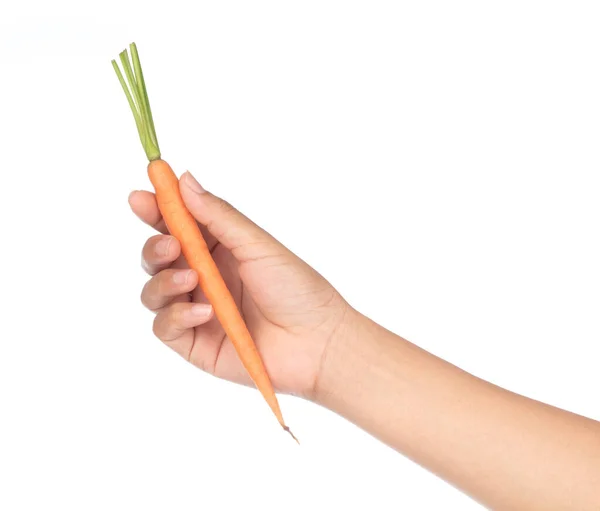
[112,44,161,161]
[112,61,141,133]
[130,43,158,150]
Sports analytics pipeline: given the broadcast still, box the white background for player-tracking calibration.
[1,2,599,510]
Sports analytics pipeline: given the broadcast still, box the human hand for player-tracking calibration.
[128,171,352,400]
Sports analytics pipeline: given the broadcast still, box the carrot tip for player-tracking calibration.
[283,425,300,445]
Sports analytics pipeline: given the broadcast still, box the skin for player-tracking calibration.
[129,171,600,510]
[129,171,348,399]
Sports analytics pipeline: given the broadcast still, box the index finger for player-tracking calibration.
[128,189,219,250]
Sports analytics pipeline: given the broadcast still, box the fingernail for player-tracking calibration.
[173,269,192,285]
[155,238,172,256]
[184,172,205,194]
[191,304,212,318]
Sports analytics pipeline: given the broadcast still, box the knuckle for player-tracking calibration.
[207,199,237,238]
[168,303,186,325]
[152,313,169,342]
[155,271,169,297]
[141,274,166,311]
[141,255,156,275]
[140,280,152,309]
[143,234,161,255]
[142,235,176,274]
[152,314,163,338]
[216,198,238,220]
[152,304,183,341]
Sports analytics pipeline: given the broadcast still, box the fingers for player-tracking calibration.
[129,189,219,250]
[129,190,168,234]
[141,234,181,275]
[153,302,214,342]
[141,268,198,311]
[179,171,289,263]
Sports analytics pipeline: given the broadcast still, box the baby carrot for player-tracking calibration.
[112,43,297,443]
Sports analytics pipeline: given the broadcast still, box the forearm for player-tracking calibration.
[317,311,600,510]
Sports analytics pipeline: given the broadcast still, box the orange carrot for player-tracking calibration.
[112,43,297,443]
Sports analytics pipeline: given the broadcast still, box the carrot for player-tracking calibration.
[112,43,297,443]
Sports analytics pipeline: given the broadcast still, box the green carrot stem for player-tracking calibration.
[112,43,161,161]
[130,43,158,149]
[112,60,142,135]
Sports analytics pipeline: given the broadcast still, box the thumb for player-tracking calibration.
[179,171,288,263]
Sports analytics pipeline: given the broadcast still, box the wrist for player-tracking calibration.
[312,306,377,407]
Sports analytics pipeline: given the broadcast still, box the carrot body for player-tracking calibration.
[148,159,295,439]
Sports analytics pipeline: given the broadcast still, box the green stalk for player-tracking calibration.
[112,43,161,161]
[130,43,158,148]
[112,60,142,136]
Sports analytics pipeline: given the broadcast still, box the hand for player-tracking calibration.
[128,171,351,400]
